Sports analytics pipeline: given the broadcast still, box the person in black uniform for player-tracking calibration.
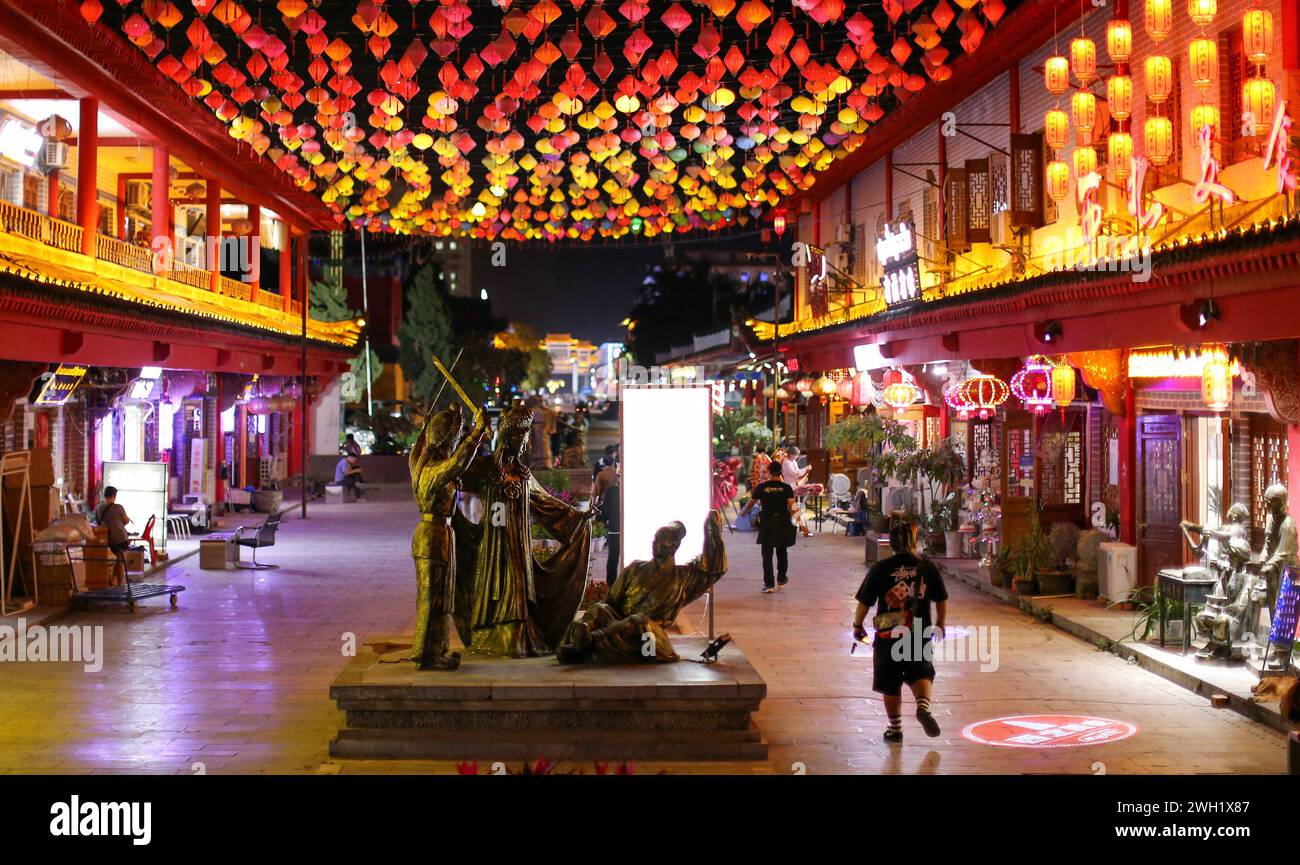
[738,461,797,593]
[853,523,948,743]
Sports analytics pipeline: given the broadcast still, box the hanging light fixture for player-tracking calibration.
[814,375,838,398]
[836,377,857,402]
[1051,361,1076,409]
[944,382,975,420]
[1188,38,1217,88]
[1073,145,1097,179]
[1107,75,1134,121]
[1109,132,1134,181]
[1201,355,1232,411]
[1188,0,1217,25]
[1011,355,1055,415]
[1070,37,1097,86]
[1071,90,1097,139]
[881,369,921,410]
[1145,55,1173,103]
[1190,103,1220,136]
[956,374,1010,419]
[794,376,815,397]
[773,212,786,236]
[1145,0,1172,42]
[1107,18,1133,62]
[1144,116,1175,165]
[1044,55,1071,96]
[1243,4,1274,64]
[1047,160,1071,201]
[1243,76,1276,135]
[1045,108,1071,150]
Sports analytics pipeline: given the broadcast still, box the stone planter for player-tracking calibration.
[1035,568,1074,596]
[944,530,962,558]
[1013,577,1039,595]
[988,567,1005,588]
[253,488,283,514]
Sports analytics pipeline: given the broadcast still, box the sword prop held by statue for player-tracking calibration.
[428,348,463,411]
[432,355,478,414]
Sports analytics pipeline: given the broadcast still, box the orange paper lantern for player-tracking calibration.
[1145,0,1172,42]
[1144,115,1175,165]
[1107,75,1133,121]
[1145,55,1173,104]
[1188,38,1217,88]
[1047,160,1070,201]
[1107,19,1132,63]
[1044,55,1070,96]
[1243,6,1273,64]
[1070,38,1097,86]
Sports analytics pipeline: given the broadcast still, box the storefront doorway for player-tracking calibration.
[1137,415,1183,586]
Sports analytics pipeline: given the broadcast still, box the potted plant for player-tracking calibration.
[1108,586,1184,644]
[713,406,761,458]
[1037,522,1078,595]
[896,437,965,555]
[824,414,913,531]
[1074,529,1107,600]
[990,545,1011,588]
[1009,510,1054,595]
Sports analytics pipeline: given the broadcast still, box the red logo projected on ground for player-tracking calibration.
[961,715,1138,749]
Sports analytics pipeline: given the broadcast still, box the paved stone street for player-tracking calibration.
[0,485,1284,774]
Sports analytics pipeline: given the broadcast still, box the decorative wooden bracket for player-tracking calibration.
[1242,339,1299,426]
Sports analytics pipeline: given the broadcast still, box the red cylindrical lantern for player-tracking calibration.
[1070,37,1097,86]
[1045,108,1070,150]
[1144,115,1175,165]
[1071,90,1097,137]
[1243,5,1273,64]
[1145,55,1173,103]
[1044,55,1070,96]
[1188,38,1217,88]
[1107,75,1134,121]
[1107,19,1132,63]
[1145,0,1172,42]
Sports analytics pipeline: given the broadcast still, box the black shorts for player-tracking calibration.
[872,640,936,696]
[108,541,131,555]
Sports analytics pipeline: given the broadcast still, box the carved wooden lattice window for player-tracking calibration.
[965,158,991,243]
[1010,132,1044,227]
[971,420,999,487]
[1250,417,1289,531]
[1039,411,1085,507]
[990,152,1009,214]
[922,174,937,260]
[945,167,969,252]
[1220,26,1247,157]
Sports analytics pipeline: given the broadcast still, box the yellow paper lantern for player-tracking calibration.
[1188,38,1217,88]
[1144,115,1175,165]
[1070,38,1097,86]
[1202,356,1232,411]
[1046,160,1070,201]
[1243,6,1273,64]
[1109,132,1134,181]
[1107,75,1134,121]
[1051,362,1076,409]
[1188,0,1216,26]
[1145,55,1173,103]
[1045,55,1070,96]
[1045,108,1070,150]
[1071,90,1097,137]
[814,375,838,398]
[1073,145,1097,179]
[1107,19,1133,63]
[1145,0,1172,42]
[1190,103,1220,136]
[1243,76,1276,135]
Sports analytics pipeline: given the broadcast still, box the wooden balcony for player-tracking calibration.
[0,201,356,348]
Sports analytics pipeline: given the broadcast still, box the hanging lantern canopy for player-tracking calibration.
[944,382,975,420]
[814,375,838,398]
[1145,0,1172,42]
[1045,108,1070,150]
[1201,354,1233,412]
[1188,0,1217,26]
[955,374,1010,419]
[1070,38,1097,86]
[794,376,815,397]
[1188,38,1217,88]
[1046,160,1071,201]
[1144,115,1175,165]
[1051,361,1076,409]
[1107,75,1134,121]
[1145,55,1173,103]
[1242,77,1276,135]
[1107,19,1132,62]
[1011,355,1055,415]
[1070,90,1097,138]
[881,369,920,410]
[1109,132,1134,180]
[1190,103,1220,137]
[1243,5,1273,64]
[1044,55,1070,96]
[1073,145,1097,179]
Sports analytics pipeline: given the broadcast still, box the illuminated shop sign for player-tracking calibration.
[876,219,920,308]
[0,114,42,168]
[129,366,163,401]
[33,365,87,407]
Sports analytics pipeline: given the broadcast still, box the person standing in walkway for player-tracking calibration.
[748,445,771,492]
[853,523,948,743]
[93,485,132,585]
[592,459,620,585]
[739,462,797,593]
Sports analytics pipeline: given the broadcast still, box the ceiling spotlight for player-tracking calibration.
[1198,298,1221,328]
[1037,321,1063,344]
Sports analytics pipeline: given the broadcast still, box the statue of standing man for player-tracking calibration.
[1260,483,1299,671]
[409,402,489,670]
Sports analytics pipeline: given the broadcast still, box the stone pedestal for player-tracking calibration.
[329,636,768,762]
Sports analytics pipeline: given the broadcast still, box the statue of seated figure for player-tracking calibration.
[558,511,727,664]
[1181,504,1259,660]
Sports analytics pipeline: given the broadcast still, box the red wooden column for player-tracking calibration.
[280,222,293,312]
[206,177,221,290]
[246,203,260,301]
[151,143,171,257]
[1288,343,1300,512]
[46,168,59,218]
[297,229,308,309]
[76,97,97,256]
[1119,385,1138,545]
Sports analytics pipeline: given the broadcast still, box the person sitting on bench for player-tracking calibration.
[334,454,367,502]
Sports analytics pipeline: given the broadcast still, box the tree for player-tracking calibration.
[398,261,455,405]
[494,322,553,393]
[309,277,382,403]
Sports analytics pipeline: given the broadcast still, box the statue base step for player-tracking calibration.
[328,635,768,762]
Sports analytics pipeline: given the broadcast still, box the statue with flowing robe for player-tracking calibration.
[454,405,594,658]
[409,403,488,670]
[558,511,727,664]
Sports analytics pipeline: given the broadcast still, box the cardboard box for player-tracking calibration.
[2,448,54,490]
[2,485,60,538]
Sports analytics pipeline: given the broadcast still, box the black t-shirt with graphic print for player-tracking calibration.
[855,551,948,642]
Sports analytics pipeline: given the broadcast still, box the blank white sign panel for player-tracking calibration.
[620,385,713,567]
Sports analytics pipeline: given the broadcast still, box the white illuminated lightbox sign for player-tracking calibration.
[876,219,921,308]
[102,461,169,552]
[620,385,713,568]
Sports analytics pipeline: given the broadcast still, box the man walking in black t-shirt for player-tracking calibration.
[854,523,948,743]
[739,462,797,593]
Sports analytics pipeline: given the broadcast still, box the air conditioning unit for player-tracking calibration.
[990,210,1014,246]
[42,141,68,171]
[1098,542,1137,603]
[833,223,853,245]
[127,181,150,209]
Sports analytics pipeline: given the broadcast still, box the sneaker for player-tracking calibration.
[762,586,777,594]
[883,728,903,744]
[916,708,942,738]
[776,580,788,590]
